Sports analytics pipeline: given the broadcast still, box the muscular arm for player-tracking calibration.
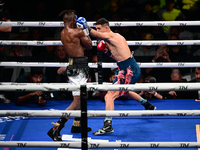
[0,20,12,32]
[80,35,93,50]
[17,91,43,105]
[77,29,92,50]
[90,28,110,41]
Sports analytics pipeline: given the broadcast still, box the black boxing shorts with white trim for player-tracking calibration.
[66,57,89,96]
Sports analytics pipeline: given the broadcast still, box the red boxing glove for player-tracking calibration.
[97,40,112,57]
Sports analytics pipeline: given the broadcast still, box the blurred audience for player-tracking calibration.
[134,33,156,56]
[158,0,185,34]
[188,67,200,100]
[139,76,163,100]
[143,45,172,82]
[6,67,49,106]
[163,68,188,99]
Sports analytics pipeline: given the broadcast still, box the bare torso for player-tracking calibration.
[105,32,132,62]
[91,29,132,62]
[61,27,85,57]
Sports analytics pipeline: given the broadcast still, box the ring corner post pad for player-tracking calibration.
[80,85,88,150]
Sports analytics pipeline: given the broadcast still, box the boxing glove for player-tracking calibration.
[97,40,112,57]
[76,17,91,36]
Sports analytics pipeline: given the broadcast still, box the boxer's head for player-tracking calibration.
[59,9,77,24]
[94,18,110,33]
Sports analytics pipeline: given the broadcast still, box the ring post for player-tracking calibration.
[81,85,88,150]
[97,42,103,84]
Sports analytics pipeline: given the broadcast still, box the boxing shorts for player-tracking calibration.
[66,57,89,96]
[113,55,141,97]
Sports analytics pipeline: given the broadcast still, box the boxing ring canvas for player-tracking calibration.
[0,99,200,150]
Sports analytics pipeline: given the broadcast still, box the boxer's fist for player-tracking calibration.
[76,17,87,29]
[97,40,112,57]
[76,17,90,36]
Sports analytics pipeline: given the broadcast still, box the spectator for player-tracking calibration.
[19,27,30,40]
[45,45,68,83]
[7,67,48,106]
[139,76,163,100]
[158,0,185,33]
[6,37,32,57]
[175,16,194,54]
[38,37,55,61]
[143,45,172,82]
[151,26,167,40]
[107,1,121,19]
[163,68,188,99]
[134,33,156,56]
[188,68,200,100]
[80,1,95,21]
[30,28,44,57]
[168,34,188,62]
[139,0,160,21]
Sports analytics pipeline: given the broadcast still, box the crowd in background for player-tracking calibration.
[1,0,200,105]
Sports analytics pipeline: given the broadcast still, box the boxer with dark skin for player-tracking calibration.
[47,10,92,141]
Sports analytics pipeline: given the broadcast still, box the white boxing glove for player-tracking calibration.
[76,17,91,36]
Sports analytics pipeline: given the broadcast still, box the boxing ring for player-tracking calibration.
[1,20,200,150]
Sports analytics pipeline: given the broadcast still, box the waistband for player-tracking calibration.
[116,56,137,70]
[68,56,88,66]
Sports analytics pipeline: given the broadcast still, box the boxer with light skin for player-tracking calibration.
[89,18,156,135]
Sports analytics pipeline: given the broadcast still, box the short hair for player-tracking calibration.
[30,67,44,76]
[94,18,109,27]
[166,0,175,3]
[170,33,179,40]
[109,69,117,78]
[196,68,200,70]
[171,69,181,77]
[59,9,76,22]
